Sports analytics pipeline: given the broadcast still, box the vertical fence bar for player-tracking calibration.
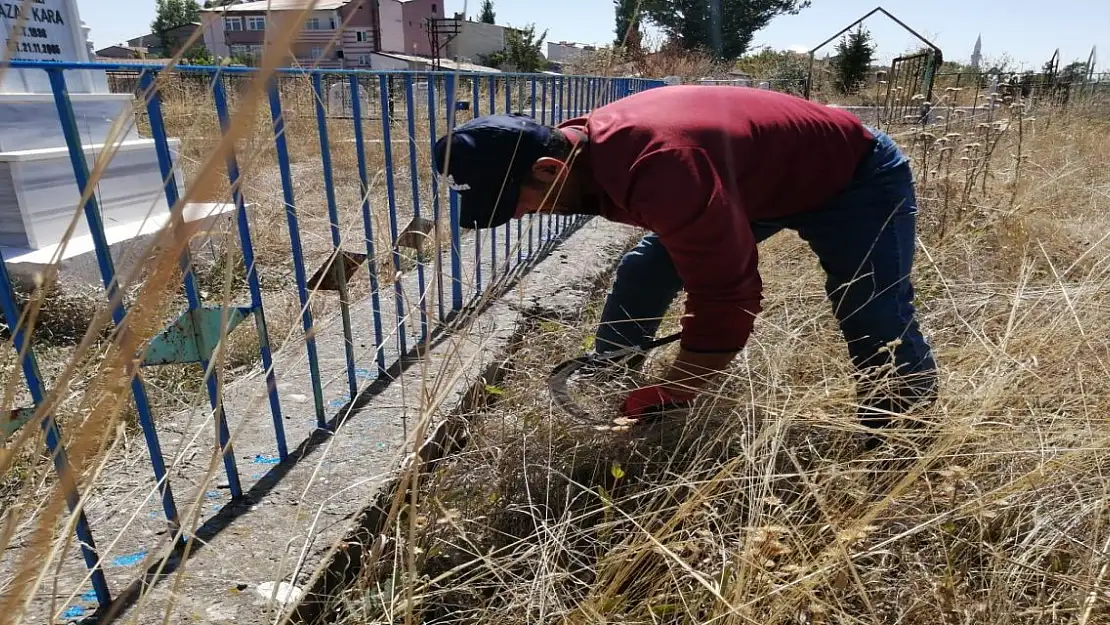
[210,73,287,459]
[427,74,445,324]
[556,77,565,235]
[403,74,429,342]
[268,78,328,429]
[377,75,408,355]
[349,76,388,373]
[140,70,242,496]
[445,74,464,311]
[312,73,359,398]
[539,77,547,245]
[504,75,512,269]
[0,259,111,606]
[486,74,497,278]
[470,76,482,293]
[528,76,536,262]
[574,76,582,117]
[46,68,180,525]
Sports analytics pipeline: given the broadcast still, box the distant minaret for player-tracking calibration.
[970,34,982,70]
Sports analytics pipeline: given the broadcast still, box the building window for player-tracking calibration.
[305,17,321,30]
[358,54,371,66]
[224,16,242,31]
[431,3,436,12]
[355,29,370,42]
[310,46,323,58]
[246,16,265,30]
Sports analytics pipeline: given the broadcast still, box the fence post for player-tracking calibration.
[402,73,429,343]
[46,67,180,527]
[210,72,288,459]
[0,257,112,607]
[426,75,445,324]
[139,69,244,498]
[349,75,388,374]
[377,74,409,356]
[312,73,359,399]
[445,74,464,312]
[268,77,328,429]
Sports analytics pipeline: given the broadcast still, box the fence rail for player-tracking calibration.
[0,60,662,618]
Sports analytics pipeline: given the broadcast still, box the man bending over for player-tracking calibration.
[434,85,938,445]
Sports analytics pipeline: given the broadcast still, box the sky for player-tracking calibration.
[81,0,1106,72]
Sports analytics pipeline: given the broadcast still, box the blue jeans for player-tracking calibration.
[595,128,937,427]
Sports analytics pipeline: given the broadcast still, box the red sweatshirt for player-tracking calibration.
[560,85,875,353]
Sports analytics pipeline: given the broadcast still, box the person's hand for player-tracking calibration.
[619,385,693,422]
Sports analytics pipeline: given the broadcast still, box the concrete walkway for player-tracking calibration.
[7,216,639,625]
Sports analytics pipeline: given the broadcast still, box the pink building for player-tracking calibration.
[400,0,442,56]
[199,0,444,68]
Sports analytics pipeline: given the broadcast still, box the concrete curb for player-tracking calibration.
[282,216,641,624]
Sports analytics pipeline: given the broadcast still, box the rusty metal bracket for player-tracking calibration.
[2,406,35,438]
[142,306,254,366]
[308,249,368,292]
[396,217,436,253]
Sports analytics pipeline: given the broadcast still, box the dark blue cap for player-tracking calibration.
[434,113,556,229]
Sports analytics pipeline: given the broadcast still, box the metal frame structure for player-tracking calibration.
[0,60,664,620]
[803,6,944,109]
[426,17,462,71]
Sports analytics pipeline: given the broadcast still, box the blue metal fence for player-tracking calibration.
[0,60,663,615]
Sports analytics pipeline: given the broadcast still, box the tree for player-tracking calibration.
[478,0,496,24]
[614,0,642,51]
[833,26,874,94]
[152,0,200,33]
[639,0,809,60]
[152,0,200,54]
[480,24,547,72]
[182,45,214,65]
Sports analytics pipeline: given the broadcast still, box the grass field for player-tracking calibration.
[330,102,1110,623]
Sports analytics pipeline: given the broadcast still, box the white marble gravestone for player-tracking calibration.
[0,0,230,283]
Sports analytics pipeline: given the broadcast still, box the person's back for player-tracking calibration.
[564,85,879,221]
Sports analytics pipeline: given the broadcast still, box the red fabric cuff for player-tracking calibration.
[677,300,759,353]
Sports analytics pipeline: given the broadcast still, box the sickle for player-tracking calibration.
[547,332,682,426]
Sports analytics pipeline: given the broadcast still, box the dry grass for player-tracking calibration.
[331,103,1110,624]
[2,5,1110,621]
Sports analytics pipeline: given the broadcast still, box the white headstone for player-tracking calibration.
[0,1,231,285]
[327,80,371,118]
[0,0,107,93]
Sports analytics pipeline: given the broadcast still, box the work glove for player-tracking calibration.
[619,385,692,422]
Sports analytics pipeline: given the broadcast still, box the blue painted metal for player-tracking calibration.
[445,74,464,311]
[504,77,512,269]
[539,77,548,244]
[471,77,482,292]
[313,73,359,398]
[349,76,388,372]
[426,75,445,323]
[139,70,242,498]
[528,77,537,261]
[268,79,328,430]
[424,76,441,326]
[210,74,288,459]
[488,75,501,275]
[13,63,662,611]
[402,74,429,342]
[377,74,408,356]
[0,257,112,606]
[46,68,181,527]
